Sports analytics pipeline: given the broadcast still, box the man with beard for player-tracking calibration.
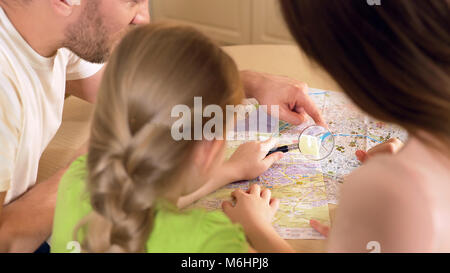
[0,0,325,252]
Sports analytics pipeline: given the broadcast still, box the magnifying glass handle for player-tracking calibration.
[267,145,289,156]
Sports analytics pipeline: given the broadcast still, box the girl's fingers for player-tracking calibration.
[263,152,284,169]
[222,201,234,215]
[261,188,271,201]
[269,198,280,212]
[231,188,245,199]
[310,219,330,237]
[261,137,278,153]
[249,184,261,196]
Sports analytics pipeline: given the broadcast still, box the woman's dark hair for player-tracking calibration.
[280,0,450,151]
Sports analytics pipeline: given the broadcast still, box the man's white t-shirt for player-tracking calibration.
[0,7,103,204]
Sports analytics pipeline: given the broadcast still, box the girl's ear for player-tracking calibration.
[193,139,225,175]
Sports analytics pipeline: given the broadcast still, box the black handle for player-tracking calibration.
[266,145,289,156]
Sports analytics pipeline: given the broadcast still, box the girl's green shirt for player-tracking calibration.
[51,155,248,253]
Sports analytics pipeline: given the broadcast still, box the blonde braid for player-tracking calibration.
[76,23,244,253]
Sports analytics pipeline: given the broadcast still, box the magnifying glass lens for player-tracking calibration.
[298,125,335,161]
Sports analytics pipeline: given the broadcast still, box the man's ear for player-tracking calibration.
[50,0,80,17]
[193,140,225,175]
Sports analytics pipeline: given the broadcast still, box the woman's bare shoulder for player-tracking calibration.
[329,154,434,252]
[345,153,426,194]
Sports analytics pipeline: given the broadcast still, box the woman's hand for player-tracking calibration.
[225,138,284,181]
[310,219,330,237]
[356,138,404,163]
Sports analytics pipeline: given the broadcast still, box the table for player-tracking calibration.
[37,45,340,252]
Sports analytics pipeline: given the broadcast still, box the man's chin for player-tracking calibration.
[69,47,110,64]
[88,53,109,64]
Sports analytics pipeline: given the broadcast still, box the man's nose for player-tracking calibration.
[132,1,151,25]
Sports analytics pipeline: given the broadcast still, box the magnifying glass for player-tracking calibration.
[267,125,335,161]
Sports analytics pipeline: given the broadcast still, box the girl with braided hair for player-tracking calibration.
[50,23,292,253]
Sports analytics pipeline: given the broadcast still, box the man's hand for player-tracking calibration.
[356,138,404,163]
[241,70,326,127]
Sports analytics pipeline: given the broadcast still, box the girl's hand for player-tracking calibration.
[356,138,404,163]
[226,138,284,181]
[178,140,282,209]
[222,184,279,235]
[223,184,294,253]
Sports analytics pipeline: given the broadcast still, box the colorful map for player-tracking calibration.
[187,89,408,239]
[307,89,408,204]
